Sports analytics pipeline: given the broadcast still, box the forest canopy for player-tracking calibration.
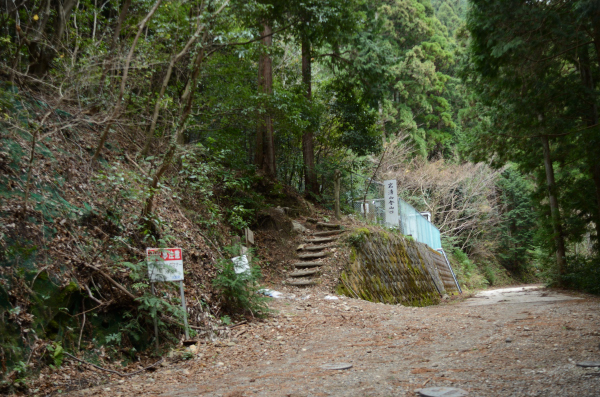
[1,0,598,310]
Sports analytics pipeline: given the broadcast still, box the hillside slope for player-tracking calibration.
[0,84,319,393]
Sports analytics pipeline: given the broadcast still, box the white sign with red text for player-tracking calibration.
[146,248,184,282]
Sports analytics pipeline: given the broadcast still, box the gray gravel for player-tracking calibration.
[72,286,600,397]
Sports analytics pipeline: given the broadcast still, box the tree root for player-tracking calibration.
[64,352,164,377]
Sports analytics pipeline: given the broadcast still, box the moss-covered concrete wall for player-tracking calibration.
[337,229,444,307]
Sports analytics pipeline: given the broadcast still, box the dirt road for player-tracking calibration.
[72,286,600,397]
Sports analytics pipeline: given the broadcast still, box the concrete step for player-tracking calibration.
[293,261,324,268]
[316,222,341,229]
[286,279,317,286]
[301,244,335,252]
[304,236,338,244]
[289,269,319,277]
[312,230,344,237]
[298,252,328,260]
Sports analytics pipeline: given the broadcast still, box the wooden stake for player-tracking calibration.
[334,169,341,220]
[151,282,159,354]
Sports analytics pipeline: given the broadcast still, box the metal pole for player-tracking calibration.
[179,280,190,339]
[150,282,159,354]
[350,170,354,204]
[437,248,462,294]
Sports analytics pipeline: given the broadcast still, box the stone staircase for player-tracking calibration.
[286,221,345,287]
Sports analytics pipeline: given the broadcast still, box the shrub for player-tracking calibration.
[562,255,600,295]
[451,247,488,290]
[212,246,271,316]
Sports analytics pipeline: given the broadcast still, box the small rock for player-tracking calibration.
[292,221,308,233]
[506,338,513,343]
[216,362,225,366]
[320,363,353,370]
[416,387,468,397]
[576,361,600,368]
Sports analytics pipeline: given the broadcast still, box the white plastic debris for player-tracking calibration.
[324,295,339,300]
[258,289,284,298]
[232,255,250,274]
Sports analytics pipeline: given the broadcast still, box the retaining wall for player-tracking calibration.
[337,229,458,307]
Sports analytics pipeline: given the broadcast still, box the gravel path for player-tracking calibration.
[72,286,600,397]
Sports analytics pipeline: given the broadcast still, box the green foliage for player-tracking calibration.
[464,0,600,288]
[562,255,600,295]
[319,80,380,156]
[347,228,370,246]
[178,146,262,232]
[212,245,270,316]
[46,342,64,369]
[220,315,232,325]
[495,167,538,275]
[450,247,488,290]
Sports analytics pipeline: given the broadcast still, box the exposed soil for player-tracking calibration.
[68,285,600,397]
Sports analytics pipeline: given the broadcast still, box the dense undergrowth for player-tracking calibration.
[0,86,285,392]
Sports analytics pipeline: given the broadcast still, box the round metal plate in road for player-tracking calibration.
[320,363,353,370]
[416,387,468,397]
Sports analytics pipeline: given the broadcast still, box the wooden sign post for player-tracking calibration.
[146,248,190,351]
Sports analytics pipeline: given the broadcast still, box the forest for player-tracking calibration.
[0,0,599,390]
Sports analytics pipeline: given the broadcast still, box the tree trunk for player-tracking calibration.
[255,22,276,178]
[540,135,567,281]
[111,0,132,51]
[580,39,600,242]
[177,30,209,145]
[91,0,162,165]
[100,0,133,84]
[255,43,265,170]
[262,23,276,177]
[301,37,318,197]
[592,163,600,240]
[53,0,78,45]
[141,0,230,223]
[334,169,341,220]
[24,0,76,76]
[140,21,207,157]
